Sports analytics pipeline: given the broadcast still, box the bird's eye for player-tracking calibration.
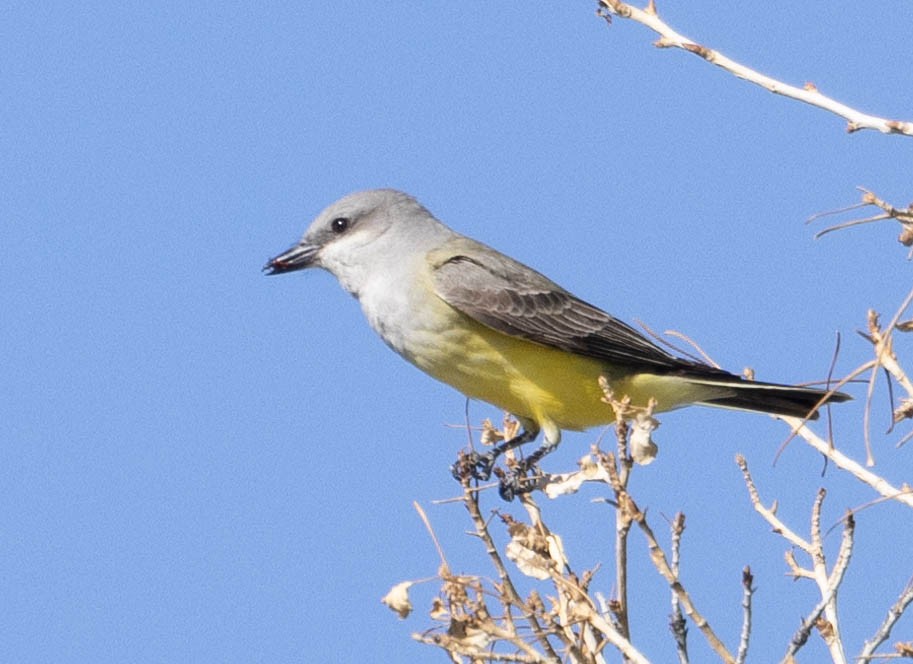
[330,217,350,234]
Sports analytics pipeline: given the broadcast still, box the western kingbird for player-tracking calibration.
[265,189,848,484]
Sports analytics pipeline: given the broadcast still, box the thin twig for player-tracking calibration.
[461,478,562,661]
[781,417,913,510]
[635,319,708,366]
[613,419,632,643]
[827,511,855,592]
[669,513,689,664]
[781,509,854,664]
[774,360,875,463]
[810,188,913,254]
[875,290,913,396]
[573,603,651,664]
[809,489,826,569]
[859,576,913,661]
[810,499,851,664]
[863,356,882,466]
[781,578,841,664]
[629,496,735,663]
[662,329,721,369]
[414,501,450,569]
[411,633,548,663]
[739,457,855,661]
[806,200,870,223]
[596,1,913,136]
[736,567,753,664]
[813,213,893,239]
[736,456,812,551]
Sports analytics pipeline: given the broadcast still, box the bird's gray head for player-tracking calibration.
[264,189,452,296]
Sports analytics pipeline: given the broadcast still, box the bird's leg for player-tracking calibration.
[496,437,561,501]
[451,426,539,482]
[516,437,560,473]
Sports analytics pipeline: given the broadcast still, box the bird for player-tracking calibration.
[265,189,848,493]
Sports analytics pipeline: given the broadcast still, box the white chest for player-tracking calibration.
[356,268,456,362]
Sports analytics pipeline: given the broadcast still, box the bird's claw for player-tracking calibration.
[451,450,541,501]
[496,469,521,501]
[494,465,540,501]
[450,450,497,481]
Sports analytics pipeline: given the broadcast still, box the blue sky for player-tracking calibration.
[3,3,912,662]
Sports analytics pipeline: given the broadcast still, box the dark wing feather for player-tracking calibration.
[429,241,852,417]
[431,247,716,375]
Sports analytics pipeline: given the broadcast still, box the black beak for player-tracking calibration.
[263,242,319,275]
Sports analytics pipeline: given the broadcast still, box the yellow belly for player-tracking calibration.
[427,321,609,431]
[405,309,713,435]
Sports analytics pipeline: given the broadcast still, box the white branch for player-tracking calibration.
[781,416,913,510]
[597,1,913,136]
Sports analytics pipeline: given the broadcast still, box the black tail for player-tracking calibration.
[691,378,850,420]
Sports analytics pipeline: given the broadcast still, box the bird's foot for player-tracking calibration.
[451,451,543,501]
[450,450,497,482]
[451,427,540,483]
[494,465,541,501]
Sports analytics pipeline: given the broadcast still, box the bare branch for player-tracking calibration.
[573,603,651,664]
[739,458,854,662]
[809,189,913,259]
[736,567,754,664]
[781,417,913,510]
[669,513,689,664]
[414,501,450,569]
[778,509,854,664]
[412,632,548,663]
[736,455,812,550]
[628,494,735,663]
[858,576,913,661]
[781,579,842,664]
[596,1,913,136]
[872,297,913,398]
[812,510,854,664]
[612,419,632,643]
[460,475,562,661]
